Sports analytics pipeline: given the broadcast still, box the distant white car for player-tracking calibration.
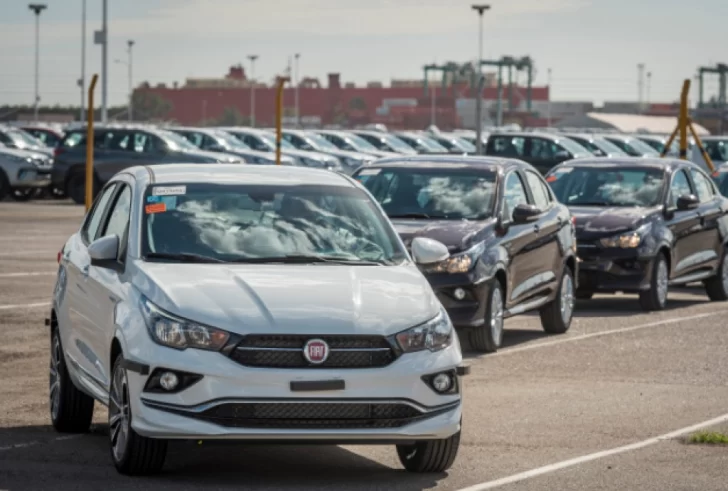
[0,145,52,201]
[49,163,466,475]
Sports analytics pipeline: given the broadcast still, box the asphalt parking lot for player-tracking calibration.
[0,200,726,491]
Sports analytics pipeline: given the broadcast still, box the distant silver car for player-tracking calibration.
[0,144,52,201]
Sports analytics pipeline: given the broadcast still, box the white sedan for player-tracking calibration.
[49,163,467,475]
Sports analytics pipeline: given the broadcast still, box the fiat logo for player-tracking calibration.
[303,339,329,364]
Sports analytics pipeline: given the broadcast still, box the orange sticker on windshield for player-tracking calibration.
[546,175,557,182]
[145,203,167,214]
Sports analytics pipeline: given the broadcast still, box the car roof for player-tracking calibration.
[360,155,526,172]
[553,157,690,170]
[122,163,355,188]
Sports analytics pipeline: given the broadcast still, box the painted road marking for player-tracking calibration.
[0,302,50,311]
[455,412,728,491]
[0,272,55,278]
[0,435,82,453]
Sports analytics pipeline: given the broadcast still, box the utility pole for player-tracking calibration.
[93,0,109,122]
[80,0,86,121]
[127,40,134,121]
[646,71,652,112]
[472,4,490,155]
[247,55,258,127]
[546,68,552,127]
[294,53,300,127]
[29,3,47,122]
[637,63,645,114]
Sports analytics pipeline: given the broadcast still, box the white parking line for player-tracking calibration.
[0,302,50,311]
[0,435,82,453]
[456,412,728,491]
[0,272,55,278]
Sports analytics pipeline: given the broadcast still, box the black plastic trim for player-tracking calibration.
[290,380,345,392]
[421,369,460,395]
[120,358,150,375]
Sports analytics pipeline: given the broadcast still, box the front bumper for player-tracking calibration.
[577,244,654,293]
[426,271,491,329]
[7,166,51,188]
[124,340,464,442]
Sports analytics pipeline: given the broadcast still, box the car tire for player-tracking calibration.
[704,247,728,301]
[396,430,461,473]
[639,253,669,311]
[66,172,87,205]
[109,354,167,476]
[539,265,575,334]
[0,170,9,201]
[49,327,94,433]
[469,280,504,353]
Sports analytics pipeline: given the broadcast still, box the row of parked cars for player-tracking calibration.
[48,145,728,476]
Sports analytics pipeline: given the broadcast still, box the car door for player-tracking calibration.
[62,182,118,391]
[664,168,703,278]
[687,167,724,272]
[500,170,541,308]
[83,180,134,390]
[523,169,563,288]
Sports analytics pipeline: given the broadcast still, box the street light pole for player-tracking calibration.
[247,55,258,127]
[101,0,108,122]
[29,3,47,122]
[472,4,490,155]
[80,0,86,121]
[127,40,134,121]
[294,53,300,127]
[546,68,552,127]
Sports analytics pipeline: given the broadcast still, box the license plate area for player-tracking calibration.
[290,379,345,392]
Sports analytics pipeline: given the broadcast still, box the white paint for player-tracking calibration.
[0,272,55,278]
[456,412,728,491]
[152,185,186,195]
[495,310,728,358]
[0,302,50,311]
[0,434,82,452]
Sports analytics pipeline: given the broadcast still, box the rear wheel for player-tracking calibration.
[539,265,575,334]
[639,253,669,311]
[396,431,461,473]
[0,170,9,201]
[109,354,167,475]
[704,247,728,301]
[66,172,86,205]
[469,280,504,353]
[49,328,94,433]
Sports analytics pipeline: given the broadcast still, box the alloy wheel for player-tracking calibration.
[49,335,61,421]
[560,274,575,325]
[721,256,728,293]
[490,287,504,347]
[656,259,668,305]
[109,366,131,462]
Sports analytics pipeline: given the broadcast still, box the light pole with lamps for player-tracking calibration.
[127,40,134,121]
[247,55,258,127]
[80,0,86,121]
[471,4,490,155]
[28,3,47,122]
[294,53,300,127]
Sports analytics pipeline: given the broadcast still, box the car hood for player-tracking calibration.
[282,148,336,163]
[390,218,493,254]
[133,262,440,336]
[225,148,294,164]
[16,144,53,157]
[569,205,658,238]
[316,148,373,162]
[365,149,400,158]
[177,149,242,162]
[0,147,43,159]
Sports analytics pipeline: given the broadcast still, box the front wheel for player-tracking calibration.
[469,280,504,353]
[49,328,94,433]
[639,254,669,311]
[109,355,167,475]
[704,247,728,301]
[396,431,461,473]
[539,265,575,334]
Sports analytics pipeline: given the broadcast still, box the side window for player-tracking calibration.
[82,184,117,243]
[502,172,529,218]
[527,138,556,159]
[182,132,202,148]
[669,170,693,208]
[525,171,552,209]
[489,136,525,158]
[100,186,132,247]
[690,169,715,202]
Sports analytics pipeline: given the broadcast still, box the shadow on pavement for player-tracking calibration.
[572,295,707,318]
[0,424,446,491]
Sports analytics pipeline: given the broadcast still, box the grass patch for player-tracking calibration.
[687,431,728,445]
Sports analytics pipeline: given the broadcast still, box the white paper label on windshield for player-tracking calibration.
[152,185,186,196]
[358,168,381,176]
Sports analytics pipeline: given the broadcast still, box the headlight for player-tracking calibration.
[395,307,453,353]
[140,297,230,351]
[420,242,485,274]
[599,224,651,249]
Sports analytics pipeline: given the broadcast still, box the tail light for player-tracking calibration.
[53,147,64,158]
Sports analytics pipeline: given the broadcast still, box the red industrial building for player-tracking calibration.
[132,65,550,129]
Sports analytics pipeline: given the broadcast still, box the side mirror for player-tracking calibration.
[88,235,120,269]
[512,203,542,223]
[410,237,450,265]
[676,194,700,211]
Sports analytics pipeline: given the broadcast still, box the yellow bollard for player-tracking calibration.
[85,74,99,211]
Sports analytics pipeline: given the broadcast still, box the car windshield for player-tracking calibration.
[212,130,251,149]
[547,165,665,207]
[557,137,591,156]
[417,135,448,152]
[355,166,497,220]
[704,140,728,162]
[449,137,476,152]
[304,133,340,151]
[259,132,295,149]
[593,137,627,155]
[382,134,415,152]
[141,182,406,264]
[8,129,42,147]
[159,130,200,151]
[344,134,379,151]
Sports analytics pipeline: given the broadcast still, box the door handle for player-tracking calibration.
[533,224,541,233]
[80,265,89,276]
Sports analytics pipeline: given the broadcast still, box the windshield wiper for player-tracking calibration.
[144,252,226,263]
[571,201,613,207]
[388,212,439,219]
[230,254,383,265]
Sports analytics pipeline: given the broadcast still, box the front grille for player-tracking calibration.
[195,402,427,429]
[230,334,397,369]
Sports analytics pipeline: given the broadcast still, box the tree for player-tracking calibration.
[130,91,173,121]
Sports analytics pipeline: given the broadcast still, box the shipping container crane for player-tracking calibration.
[422,64,459,97]
[697,63,727,109]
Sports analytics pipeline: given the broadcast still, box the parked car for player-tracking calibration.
[20,125,65,148]
[600,135,661,158]
[349,130,419,155]
[545,157,728,310]
[710,163,728,196]
[167,127,296,166]
[0,146,53,201]
[691,136,728,173]
[561,133,628,158]
[218,127,341,170]
[428,133,477,155]
[633,134,679,157]
[280,129,375,174]
[49,163,467,475]
[484,131,592,174]
[52,125,242,204]
[392,132,449,154]
[0,125,53,157]
[310,129,399,158]
[351,156,578,353]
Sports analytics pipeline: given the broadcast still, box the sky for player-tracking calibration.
[1,0,727,108]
